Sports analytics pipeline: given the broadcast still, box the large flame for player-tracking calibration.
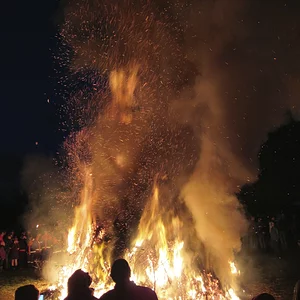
[125,181,239,299]
[51,172,240,300]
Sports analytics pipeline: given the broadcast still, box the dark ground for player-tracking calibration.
[237,248,300,299]
[0,250,299,300]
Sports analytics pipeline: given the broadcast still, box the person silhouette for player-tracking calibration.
[15,285,39,300]
[99,259,158,300]
[252,293,275,300]
[64,269,98,300]
[293,280,300,300]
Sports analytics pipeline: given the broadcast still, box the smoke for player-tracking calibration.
[21,155,71,241]
[54,0,300,291]
[173,0,300,284]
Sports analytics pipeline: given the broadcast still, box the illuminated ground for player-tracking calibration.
[0,269,48,300]
[0,251,299,300]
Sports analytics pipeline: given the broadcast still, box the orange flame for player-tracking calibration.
[51,176,240,300]
[108,64,139,124]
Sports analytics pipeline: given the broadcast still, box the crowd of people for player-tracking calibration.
[243,212,296,257]
[0,231,30,271]
[0,229,60,272]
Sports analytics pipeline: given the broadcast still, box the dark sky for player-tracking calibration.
[0,0,61,155]
[0,0,61,226]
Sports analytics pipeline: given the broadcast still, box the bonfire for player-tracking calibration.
[43,170,240,300]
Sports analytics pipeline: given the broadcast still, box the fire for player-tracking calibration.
[52,167,113,298]
[108,64,139,124]
[50,177,240,300]
[124,183,240,299]
[229,261,240,275]
[48,0,252,298]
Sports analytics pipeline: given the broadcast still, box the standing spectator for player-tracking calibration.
[269,221,280,257]
[4,232,13,270]
[257,218,267,251]
[291,214,298,243]
[249,217,258,250]
[26,231,34,255]
[35,234,42,251]
[11,237,20,270]
[19,232,28,268]
[277,212,288,250]
[0,231,6,244]
[0,241,6,272]
[42,231,52,248]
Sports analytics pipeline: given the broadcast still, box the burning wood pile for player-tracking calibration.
[41,175,240,300]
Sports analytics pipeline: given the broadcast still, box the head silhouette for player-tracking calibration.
[252,293,276,300]
[67,269,92,295]
[110,259,131,284]
[15,285,39,300]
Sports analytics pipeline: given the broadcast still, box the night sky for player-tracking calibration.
[1,0,61,155]
[1,0,300,229]
[0,0,61,226]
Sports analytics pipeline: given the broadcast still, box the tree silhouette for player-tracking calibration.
[240,116,300,215]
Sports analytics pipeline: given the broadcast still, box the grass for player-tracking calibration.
[0,268,49,300]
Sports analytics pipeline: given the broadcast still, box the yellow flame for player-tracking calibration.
[49,171,240,300]
[123,182,240,299]
[108,65,139,124]
[50,177,240,300]
[53,166,103,299]
[227,288,240,300]
[229,261,240,275]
